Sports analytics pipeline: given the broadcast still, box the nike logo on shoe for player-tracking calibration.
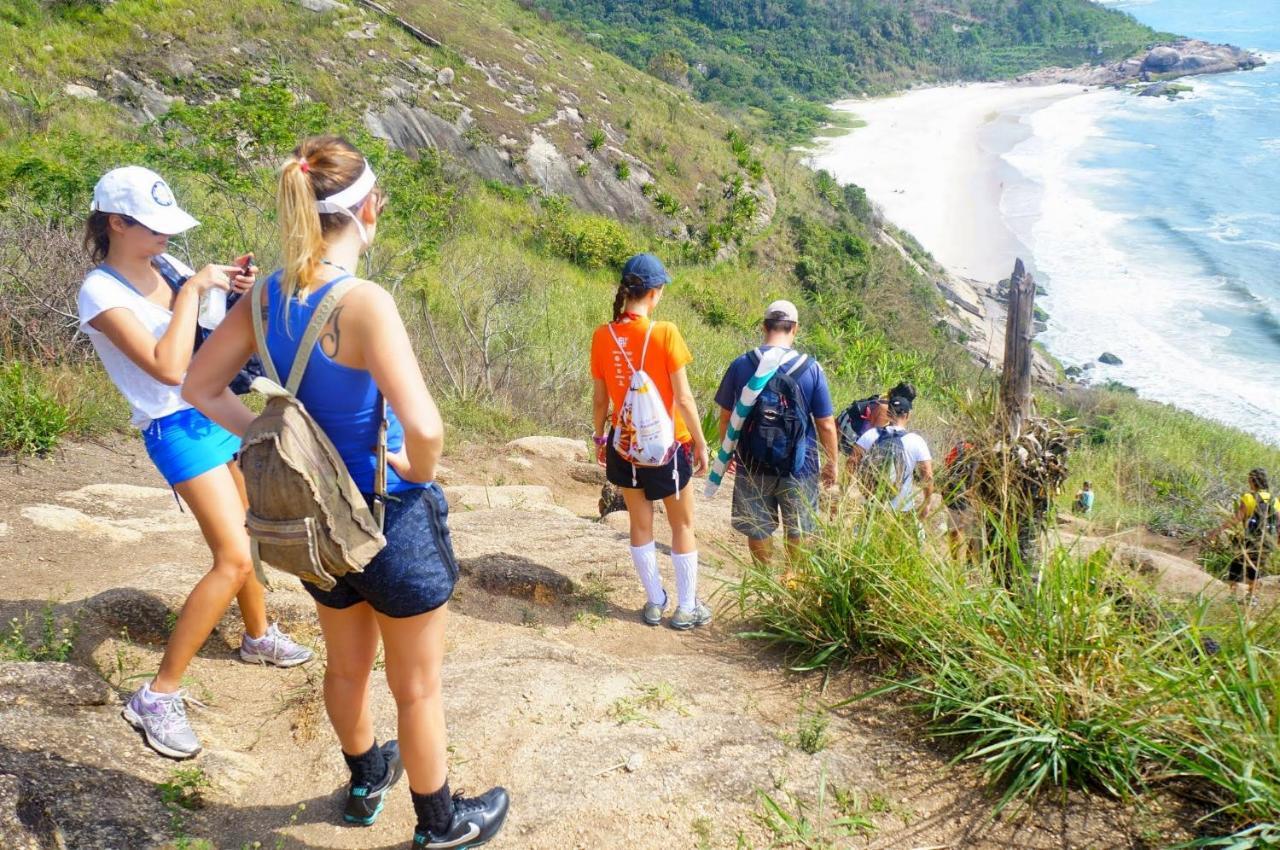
[431,824,481,848]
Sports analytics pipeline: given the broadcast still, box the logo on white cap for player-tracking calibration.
[150,180,175,207]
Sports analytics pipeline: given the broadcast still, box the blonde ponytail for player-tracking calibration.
[274,135,371,304]
[278,158,326,302]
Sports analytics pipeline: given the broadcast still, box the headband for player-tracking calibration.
[315,160,377,214]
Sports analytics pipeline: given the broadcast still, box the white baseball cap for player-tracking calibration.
[764,299,799,323]
[90,166,199,235]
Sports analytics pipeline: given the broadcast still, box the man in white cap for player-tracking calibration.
[714,299,839,566]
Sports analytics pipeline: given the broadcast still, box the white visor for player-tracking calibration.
[315,160,377,215]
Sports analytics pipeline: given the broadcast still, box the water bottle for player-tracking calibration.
[197,287,227,330]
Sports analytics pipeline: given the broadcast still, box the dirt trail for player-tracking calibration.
[0,438,1199,849]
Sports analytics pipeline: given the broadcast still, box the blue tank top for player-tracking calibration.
[263,270,421,495]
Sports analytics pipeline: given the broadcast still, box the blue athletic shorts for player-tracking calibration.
[142,407,241,487]
[302,484,459,618]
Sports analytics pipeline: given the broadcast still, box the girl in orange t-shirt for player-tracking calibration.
[591,253,711,630]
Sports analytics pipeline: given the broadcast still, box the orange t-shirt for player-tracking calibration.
[590,316,694,445]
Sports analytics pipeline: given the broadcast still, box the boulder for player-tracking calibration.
[569,462,606,486]
[0,662,111,708]
[63,83,98,99]
[1098,352,1124,366]
[506,436,587,464]
[1140,82,1172,97]
[437,67,455,86]
[299,0,345,11]
[459,553,575,604]
[1143,46,1181,72]
[0,775,40,850]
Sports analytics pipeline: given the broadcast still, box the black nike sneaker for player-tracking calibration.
[412,787,510,848]
[344,740,405,826]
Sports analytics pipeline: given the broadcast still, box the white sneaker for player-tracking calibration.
[239,623,313,667]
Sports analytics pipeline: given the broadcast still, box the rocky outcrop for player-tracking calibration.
[1016,38,1264,87]
[1099,352,1124,366]
[364,105,663,222]
[0,662,111,708]
[365,102,513,182]
[104,70,179,123]
[506,436,587,464]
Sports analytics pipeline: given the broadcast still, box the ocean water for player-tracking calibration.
[1002,0,1280,444]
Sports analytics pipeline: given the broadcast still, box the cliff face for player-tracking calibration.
[1016,38,1265,86]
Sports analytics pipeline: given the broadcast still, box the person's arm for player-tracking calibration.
[717,407,731,445]
[182,293,261,435]
[917,459,935,519]
[592,377,611,466]
[91,264,237,385]
[815,415,838,487]
[1208,498,1250,540]
[354,285,443,483]
[670,365,708,475]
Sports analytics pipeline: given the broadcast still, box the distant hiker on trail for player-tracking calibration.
[852,395,934,518]
[1074,481,1095,516]
[1207,468,1277,605]
[714,300,838,566]
[842,381,917,467]
[590,253,712,630]
[76,166,312,761]
[184,136,508,848]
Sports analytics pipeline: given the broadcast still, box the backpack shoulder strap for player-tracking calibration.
[747,348,763,368]
[285,276,362,395]
[151,255,188,293]
[607,323,637,374]
[784,353,811,377]
[250,276,281,386]
[638,319,657,366]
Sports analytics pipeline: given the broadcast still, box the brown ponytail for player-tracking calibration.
[611,273,650,322]
[83,211,115,264]
[277,135,369,302]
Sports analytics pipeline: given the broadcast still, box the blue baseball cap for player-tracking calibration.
[621,253,671,288]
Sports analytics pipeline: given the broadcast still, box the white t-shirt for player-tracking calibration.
[77,254,195,429]
[856,426,932,511]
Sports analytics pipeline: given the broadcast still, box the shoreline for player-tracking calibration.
[809,82,1088,283]
[807,82,1091,383]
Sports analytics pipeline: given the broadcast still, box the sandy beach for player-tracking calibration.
[809,83,1087,283]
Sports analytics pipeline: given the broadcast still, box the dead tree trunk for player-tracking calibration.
[998,259,1041,583]
[1000,258,1036,441]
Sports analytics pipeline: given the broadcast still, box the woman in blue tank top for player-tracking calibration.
[183,136,508,847]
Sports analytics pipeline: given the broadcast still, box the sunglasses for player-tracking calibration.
[118,215,164,237]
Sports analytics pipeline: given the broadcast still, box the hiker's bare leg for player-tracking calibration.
[747,536,773,567]
[153,465,256,693]
[315,601,378,756]
[621,488,655,546]
[377,605,449,794]
[662,486,697,554]
[225,461,268,639]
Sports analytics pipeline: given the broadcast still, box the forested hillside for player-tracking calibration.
[533,0,1167,136]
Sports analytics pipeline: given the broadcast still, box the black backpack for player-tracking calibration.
[862,427,911,498]
[836,395,881,455]
[1245,490,1279,551]
[737,349,815,477]
[152,256,264,395]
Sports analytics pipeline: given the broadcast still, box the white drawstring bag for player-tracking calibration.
[608,322,680,491]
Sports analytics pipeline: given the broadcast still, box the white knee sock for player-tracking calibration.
[672,551,699,611]
[629,542,665,607]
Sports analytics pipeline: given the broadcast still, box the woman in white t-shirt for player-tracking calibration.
[77,166,312,760]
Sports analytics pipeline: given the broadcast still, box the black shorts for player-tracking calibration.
[1227,551,1265,584]
[605,439,692,501]
[302,484,459,618]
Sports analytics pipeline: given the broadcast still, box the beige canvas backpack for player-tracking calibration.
[238,276,388,590]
